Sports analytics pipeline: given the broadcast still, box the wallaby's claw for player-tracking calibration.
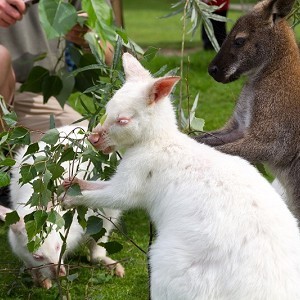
[62,177,78,190]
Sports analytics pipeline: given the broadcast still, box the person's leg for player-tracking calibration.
[0,45,15,132]
[0,45,15,105]
[201,10,228,50]
[213,10,228,46]
[14,89,88,142]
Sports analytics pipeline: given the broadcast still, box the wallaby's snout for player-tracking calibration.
[208,63,227,83]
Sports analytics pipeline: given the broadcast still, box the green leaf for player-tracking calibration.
[5,211,20,226]
[56,69,75,108]
[58,148,77,164]
[190,117,205,131]
[43,169,53,186]
[91,227,106,243]
[0,158,16,167]
[0,172,10,187]
[10,127,31,145]
[0,132,9,146]
[47,210,65,229]
[20,164,37,185]
[2,111,17,127]
[63,210,74,230]
[86,215,103,235]
[24,143,39,156]
[47,163,65,181]
[27,237,42,253]
[39,0,78,39]
[99,241,123,255]
[42,75,63,103]
[66,183,82,197]
[25,220,37,241]
[143,47,159,62]
[34,156,47,173]
[41,128,60,145]
[76,206,88,229]
[34,210,48,230]
[20,66,49,93]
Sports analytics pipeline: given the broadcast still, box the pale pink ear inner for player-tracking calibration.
[149,76,181,104]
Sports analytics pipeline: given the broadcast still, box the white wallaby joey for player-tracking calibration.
[0,126,124,289]
[195,0,300,217]
[63,53,300,300]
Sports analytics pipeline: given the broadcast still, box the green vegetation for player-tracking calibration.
[1,0,299,299]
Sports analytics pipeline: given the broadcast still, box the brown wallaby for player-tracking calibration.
[195,0,300,217]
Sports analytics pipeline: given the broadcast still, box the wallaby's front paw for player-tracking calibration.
[63,177,79,190]
[62,195,76,209]
[115,263,125,278]
[194,134,225,147]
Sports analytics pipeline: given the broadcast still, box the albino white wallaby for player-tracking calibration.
[62,53,300,300]
[0,125,124,289]
[195,0,300,218]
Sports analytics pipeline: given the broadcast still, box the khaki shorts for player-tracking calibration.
[14,84,88,142]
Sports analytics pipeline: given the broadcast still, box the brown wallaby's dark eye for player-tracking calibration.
[233,37,246,47]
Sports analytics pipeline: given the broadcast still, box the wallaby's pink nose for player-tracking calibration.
[88,132,101,145]
[59,266,66,277]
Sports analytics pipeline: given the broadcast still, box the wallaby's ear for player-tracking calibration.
[257,0,295,25]
[148,76,180,104]
[0,205,12,222]
[122,53,151,81]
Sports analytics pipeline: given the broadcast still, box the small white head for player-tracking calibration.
[5,214,66,285]
[88,53,180,153]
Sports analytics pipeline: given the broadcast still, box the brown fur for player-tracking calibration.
[195,0,300,216]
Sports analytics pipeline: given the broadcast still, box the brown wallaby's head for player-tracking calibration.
[208,0,296,83]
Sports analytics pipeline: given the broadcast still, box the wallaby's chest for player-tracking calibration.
[235,85,255,129]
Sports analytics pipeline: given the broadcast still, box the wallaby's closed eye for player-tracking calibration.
[195,0,300,217]
[63,53,300,300]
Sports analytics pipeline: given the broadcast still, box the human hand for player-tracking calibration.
[0,0,26,27]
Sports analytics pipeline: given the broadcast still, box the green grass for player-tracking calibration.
[1,0,299,299]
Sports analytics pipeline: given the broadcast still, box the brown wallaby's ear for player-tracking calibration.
[148,76,180,104]
[257,0,295,25]
[122,52,151,81]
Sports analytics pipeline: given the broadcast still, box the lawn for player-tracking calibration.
[0,0,299,299]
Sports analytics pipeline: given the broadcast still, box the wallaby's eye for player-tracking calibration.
[233,37,246,47]
[116,117,130,126]
[33,254,44,261]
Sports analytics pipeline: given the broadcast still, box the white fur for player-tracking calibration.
[1,125,124,288]
[64,54,300,300]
